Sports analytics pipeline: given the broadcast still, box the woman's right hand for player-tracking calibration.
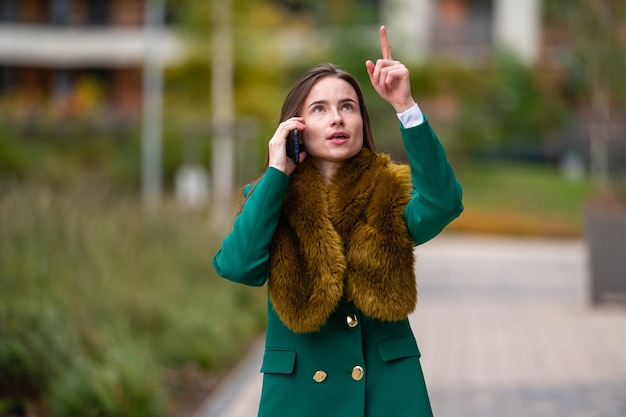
[268,117,306,175]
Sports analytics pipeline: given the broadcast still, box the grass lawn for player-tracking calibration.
[448,162,596,237]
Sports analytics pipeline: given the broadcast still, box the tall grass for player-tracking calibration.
[0,182,266,416]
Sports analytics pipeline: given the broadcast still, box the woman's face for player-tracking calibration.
[300,77,364,169]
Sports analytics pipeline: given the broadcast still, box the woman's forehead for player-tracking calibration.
[306,77,358,102]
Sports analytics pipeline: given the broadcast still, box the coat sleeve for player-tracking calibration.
[402,116,464,245]
[212,167,289,286]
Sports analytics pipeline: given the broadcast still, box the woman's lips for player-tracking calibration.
[327,131,349,143]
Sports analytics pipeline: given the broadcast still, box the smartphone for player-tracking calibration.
[286,129,302,165]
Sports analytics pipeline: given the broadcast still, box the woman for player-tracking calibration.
[213,26,463,417]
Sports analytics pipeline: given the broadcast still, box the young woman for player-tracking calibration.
[213,26,463,417]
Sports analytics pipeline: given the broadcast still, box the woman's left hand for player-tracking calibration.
[366,26,416,114]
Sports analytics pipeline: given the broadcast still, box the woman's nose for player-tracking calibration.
[330,109,344,126]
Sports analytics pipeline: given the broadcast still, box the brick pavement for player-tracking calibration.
[195,234,626,417]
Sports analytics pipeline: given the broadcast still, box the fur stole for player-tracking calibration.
[268,148,417,333]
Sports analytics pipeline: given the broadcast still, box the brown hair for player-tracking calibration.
[280,63,377,153]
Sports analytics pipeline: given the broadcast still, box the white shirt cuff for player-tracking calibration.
[396,103,424,128]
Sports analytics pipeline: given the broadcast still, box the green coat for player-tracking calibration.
[213,118,463,417]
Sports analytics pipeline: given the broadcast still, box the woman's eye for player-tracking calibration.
[313,106,324,112]
[342,103,354,111]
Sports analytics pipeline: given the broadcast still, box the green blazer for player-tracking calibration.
[213,119,463,417]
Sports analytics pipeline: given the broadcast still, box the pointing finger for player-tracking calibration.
[380,26,393,61]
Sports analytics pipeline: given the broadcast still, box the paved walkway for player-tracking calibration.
[194,234,626,417]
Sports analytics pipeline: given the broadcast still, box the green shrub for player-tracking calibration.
[0,183,266,416]
[456,51,568,154]
[48,346,164,417]
[0,307,76,400]
[0,133,27,179]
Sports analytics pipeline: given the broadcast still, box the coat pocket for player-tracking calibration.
[378,334,421,362]
[260,349,297,374]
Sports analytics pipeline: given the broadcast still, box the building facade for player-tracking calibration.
[0,0,180,121]
[0,0,544,121]
[382,0,542,65]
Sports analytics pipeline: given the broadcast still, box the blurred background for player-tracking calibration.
[0,1,624,416]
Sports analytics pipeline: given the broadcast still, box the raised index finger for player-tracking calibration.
[380,26,393,60]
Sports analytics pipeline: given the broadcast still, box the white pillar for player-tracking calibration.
[493,0,541,64]
[381,0,433,63]
[211,0,235,225]
[141,0,165,209]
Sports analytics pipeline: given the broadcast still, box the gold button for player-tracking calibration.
[351,366,364,381]
[313,370,327,383]
[346,313,358,328]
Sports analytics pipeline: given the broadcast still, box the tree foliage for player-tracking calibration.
[450,52,568,158]
[545,0,626,183]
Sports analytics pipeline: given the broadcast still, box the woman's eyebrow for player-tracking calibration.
[307,98,357,108]
[307,99,328,109]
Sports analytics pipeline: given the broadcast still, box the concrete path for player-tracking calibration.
[194,234,626,417]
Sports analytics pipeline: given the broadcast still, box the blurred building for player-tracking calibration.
[383,0,542,65]
[0,0,547,120]
[0,0,182,121]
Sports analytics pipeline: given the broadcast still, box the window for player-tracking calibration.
[0,0,19,22]
[431,0,493,62]
[87,0,110,25]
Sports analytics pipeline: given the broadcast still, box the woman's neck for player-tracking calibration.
[312,159,343,185]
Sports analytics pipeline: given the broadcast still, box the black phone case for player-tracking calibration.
[286,129,301,164]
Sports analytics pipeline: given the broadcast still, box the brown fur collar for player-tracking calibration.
[268,149,417,333]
